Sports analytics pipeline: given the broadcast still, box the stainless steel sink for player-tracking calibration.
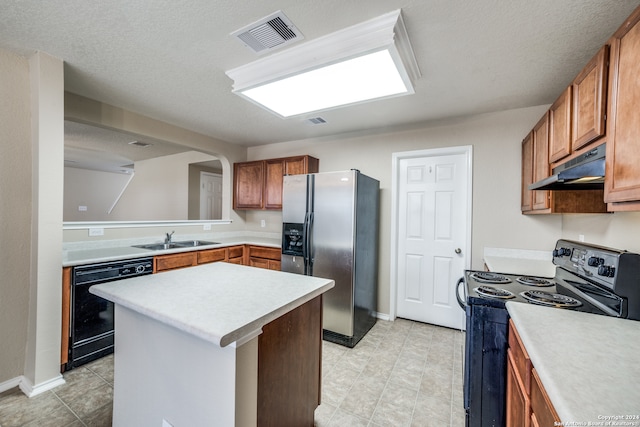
[172,240,219,247]
[132,240,219,251]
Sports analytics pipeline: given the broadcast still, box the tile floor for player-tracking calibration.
[0,318,464,427]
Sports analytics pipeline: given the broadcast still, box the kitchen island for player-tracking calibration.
[90,262,334,427]
[507,302,640,424]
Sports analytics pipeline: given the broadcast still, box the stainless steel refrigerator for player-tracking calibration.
[281,169,379,347]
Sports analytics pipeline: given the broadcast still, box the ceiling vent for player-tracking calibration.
[231,11,303,55]
[128,140,152,148]
[306,117,327,125]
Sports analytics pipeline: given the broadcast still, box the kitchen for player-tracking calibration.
[2,1,640,426]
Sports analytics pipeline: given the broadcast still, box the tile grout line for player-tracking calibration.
[50,390,88,427]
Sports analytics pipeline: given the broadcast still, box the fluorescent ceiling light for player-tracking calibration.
[226,9,420,118]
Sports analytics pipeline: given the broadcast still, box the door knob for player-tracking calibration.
[455,248,462,254]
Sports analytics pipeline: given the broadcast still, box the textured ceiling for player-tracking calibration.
[2,0,640,147]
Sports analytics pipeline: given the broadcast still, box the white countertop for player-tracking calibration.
[483,247,555,277]
[90,262,334,347]
[63,233,281,267]
[506,302,640,423]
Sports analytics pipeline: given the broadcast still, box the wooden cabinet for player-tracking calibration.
[605,7,640,208]
[572,45,609,151]
[523,111,607,214]
[532,113,551,211]
[548,87,572,163]
[234,155,319,210]
[233,161,265,210]
[154,252,197,272]
[61,267,71,367]
[521,132,534,212]
[197,247,227,264]
[508,320,560,427]
[258,295,322,426]
[248,245,281,271]
[227,245,244,264]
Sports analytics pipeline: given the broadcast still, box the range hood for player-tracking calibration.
[529,144,605,191]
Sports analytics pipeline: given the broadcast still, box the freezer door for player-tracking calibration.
[311,170,357,336]
[282,174,308,224]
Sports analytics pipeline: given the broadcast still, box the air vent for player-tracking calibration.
[231,11,303,54]
[128,141,152,148]
[306,117,327,125]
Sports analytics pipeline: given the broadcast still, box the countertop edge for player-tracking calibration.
[63,237,281,267]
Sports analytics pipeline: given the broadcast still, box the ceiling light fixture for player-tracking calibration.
[225,9,420,118]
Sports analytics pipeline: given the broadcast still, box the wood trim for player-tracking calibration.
[61,267,71,367]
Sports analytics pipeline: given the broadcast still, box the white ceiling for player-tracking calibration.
[2,0,639,147]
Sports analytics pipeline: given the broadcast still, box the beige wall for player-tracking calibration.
[64,167,133,221]
[562,212,640,252]
[0,48,32,383]
[247,105,561,316]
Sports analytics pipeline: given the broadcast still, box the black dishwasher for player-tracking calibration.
[67,257,153,370]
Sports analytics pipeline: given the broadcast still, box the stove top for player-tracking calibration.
[460,239,640,320]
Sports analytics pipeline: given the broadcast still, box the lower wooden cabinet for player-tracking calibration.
[247,245,282,271]
[153,252,197,272]
[508,320,560,426]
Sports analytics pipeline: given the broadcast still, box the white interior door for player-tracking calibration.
[200,172,222,220]
[393,147,471,330]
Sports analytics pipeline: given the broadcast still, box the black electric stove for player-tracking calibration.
[457,239,640,427]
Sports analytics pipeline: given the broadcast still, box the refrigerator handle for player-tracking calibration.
[303,212,310,275]
[307,212,314,275]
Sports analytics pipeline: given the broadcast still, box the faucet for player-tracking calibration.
[164,231,175,245]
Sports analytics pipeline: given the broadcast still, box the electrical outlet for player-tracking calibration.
[261,219,266,228]
[78,205,87,212]
[89,228,104,236]
[203,223,212,231]
[579,234,585,242]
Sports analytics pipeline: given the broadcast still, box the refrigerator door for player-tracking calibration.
[311,170,357,337]
[282,175,310,275]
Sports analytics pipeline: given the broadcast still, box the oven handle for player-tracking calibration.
[456,277,467,309]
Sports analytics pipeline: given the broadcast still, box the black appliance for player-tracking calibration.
[67,257,153,370]
[456,239,640,427]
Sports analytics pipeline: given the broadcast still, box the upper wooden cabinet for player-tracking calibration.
[605,7,640,207]
[548,87,572,163]
[234,155,319,210]
[531,113,550,210]
[572,45,609,151]
[522,113,607,214]
[521,132,534,212]
[234,161,265,210]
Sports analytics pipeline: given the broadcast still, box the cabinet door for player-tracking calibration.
[249,257,270,269]
[197,248,226,264]
[572,45,609,151]
[530,369,560,426]
[264,159,285,210]
[521,132,534,212]
[506,350,530,427]
[532,113,550,210]
[548,87,572,163]
[154,252,197,272]
[233,161,264,209]
[605,8,640,204]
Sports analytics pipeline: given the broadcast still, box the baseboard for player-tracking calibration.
[19,374,65,397]
[375,312,391,321]
[0,376,23,394]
